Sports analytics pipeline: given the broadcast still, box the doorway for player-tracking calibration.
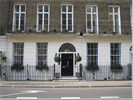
[61,54,73,76]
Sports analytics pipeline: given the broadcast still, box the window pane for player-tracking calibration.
[20,14,25,31]
[68,25,72,31]
[93,6,96,12]
[62,6,66,12]
[93,14,97,33]
[62,14,66,18]
[114,7,118,13]
[38,6,43,12]
[68,14,72,19]
[87,14,91,29]
[109,7,113,13]
[68,6,72,12]
[15,5,19,12]
[15,14,19,30]
[21,6,25,12]
[44,6,48,12]
[87,6,91,12]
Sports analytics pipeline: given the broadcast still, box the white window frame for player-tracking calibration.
[12,4,26,32]
[61,4,74,32]
[110,43,121,66]
[36,4,50,32]
[108,5,121,34]
[36,43,48,65]
[86,5,99,34]
[13,43,24,65]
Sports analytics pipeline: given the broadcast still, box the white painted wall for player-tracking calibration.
[0,35,132,77]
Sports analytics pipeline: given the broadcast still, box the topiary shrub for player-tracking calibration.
[110,65,122,73]
[86,64,99,72]
[75,56,82,62]
[54,56,61,62]
[1,55,6,62]
[36,64,49,71]
[11,64,24,72]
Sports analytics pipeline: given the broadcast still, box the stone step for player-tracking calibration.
[54,77,80,82]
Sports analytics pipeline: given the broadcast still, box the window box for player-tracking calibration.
[110,65,122,73]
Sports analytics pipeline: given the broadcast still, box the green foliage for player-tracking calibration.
[36,64,49,71]
[86,64,99,72]
[110,65,122,73]
[110,31,117,35]
[11,64,24,71]
[75,56,82,62]
[1,55,6,62]
[62,29,67,32]
[14,29,21,33]
[54,56,61,62]
[41,29,47,32]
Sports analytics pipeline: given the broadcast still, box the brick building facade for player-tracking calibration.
[0,0,132,80]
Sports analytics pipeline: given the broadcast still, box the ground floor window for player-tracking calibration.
[37,43,48,65]
[110,43,121,65]
[87,43,98,65]
[13,43,24,65]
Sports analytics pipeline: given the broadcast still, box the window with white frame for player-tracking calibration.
[61,5,73,32]
[13,5,26,32]
[87,43,98,65]
[109,6,121,34]
[86,5,98,34]
[37,5,49,32]
[13,43,24,65]
[37,43,48,65]
[110,43,121,65]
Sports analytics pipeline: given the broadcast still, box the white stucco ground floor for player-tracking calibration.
[0,34,132,80]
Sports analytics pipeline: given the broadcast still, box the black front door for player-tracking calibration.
[61,54,73,76]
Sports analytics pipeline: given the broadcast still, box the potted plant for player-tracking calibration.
[75,55,82,77]
[41,29,47,32]
[36,64,49,71]
[11,64,24,72]
[62,29,67,32]
[54,56,61,78]
[14,29,21,33]
[110,65,122,73]
[110,31,117,35]
[54,56,61,64]
[1,55,6,62]
[86,64,99,72]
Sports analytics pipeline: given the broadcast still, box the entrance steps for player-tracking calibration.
[54,77,80,82]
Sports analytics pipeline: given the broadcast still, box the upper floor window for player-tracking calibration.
[13,43,24,65]
[61,5,73,32]
[86,5,98,34]
[108,5,121,34]
[110,43,121,66]
[37,5,50,32]
[13,5,26,32]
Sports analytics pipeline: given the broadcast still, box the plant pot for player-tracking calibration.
[76,72,80,78]
[55,73,60,78]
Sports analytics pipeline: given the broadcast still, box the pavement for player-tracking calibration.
[0,80,132,88]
